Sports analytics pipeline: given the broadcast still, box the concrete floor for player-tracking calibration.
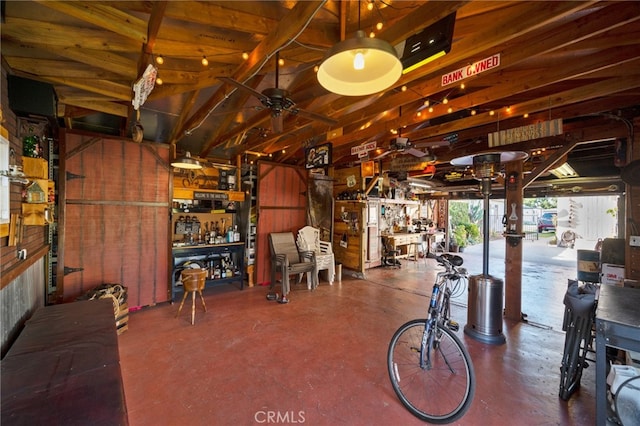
[118,237,597,425]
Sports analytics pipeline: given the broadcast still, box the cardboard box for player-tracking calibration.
[601,263,625,286]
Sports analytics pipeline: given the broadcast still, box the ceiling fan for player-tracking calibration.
[373,106,431,160]
[219,52,337,133]
[374,136,432,160]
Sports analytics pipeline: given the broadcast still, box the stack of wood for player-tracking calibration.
[79,283,129,334]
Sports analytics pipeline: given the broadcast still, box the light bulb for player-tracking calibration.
[155,55,164,65]
[156,77,163,85]
[201,56,208,66]
[376,22,383,30]
[367,1,374,11]
[353,52,365,70]
[242,52,249,60]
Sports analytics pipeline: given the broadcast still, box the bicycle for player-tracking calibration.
[387,252,476,424]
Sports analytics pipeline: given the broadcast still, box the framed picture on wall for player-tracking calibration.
[305,143,332,169]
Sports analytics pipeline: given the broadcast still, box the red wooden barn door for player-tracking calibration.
[255,161,308,286]
[57,131,170,307]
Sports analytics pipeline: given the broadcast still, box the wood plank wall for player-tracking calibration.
[255,161,307,286]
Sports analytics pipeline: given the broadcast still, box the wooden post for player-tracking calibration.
[504,160,524,321]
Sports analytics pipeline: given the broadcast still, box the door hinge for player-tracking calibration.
[63,266,84,275]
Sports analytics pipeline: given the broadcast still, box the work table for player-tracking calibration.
[382,232,445,258]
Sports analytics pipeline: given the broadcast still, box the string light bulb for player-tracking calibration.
[155,55,164,65]
[155,77,163,85]
[201,56,208,66]
[367,1,374,11]
[242,52,249,60]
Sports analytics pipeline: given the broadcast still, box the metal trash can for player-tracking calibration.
[577,249,600,283]
[464,274,506,345]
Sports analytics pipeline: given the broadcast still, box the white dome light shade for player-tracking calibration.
[317,31,402,96]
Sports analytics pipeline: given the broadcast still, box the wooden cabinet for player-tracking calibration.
[333,200,366,277]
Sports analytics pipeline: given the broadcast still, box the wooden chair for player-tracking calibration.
[297,226,335,286]
[268,232,317,301]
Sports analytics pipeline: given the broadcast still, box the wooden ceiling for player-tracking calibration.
[2,1,639,196]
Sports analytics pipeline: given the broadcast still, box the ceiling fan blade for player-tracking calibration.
[406,148,429,157]
[373,150,392,160]
[412,140,450,149]
[271,113,284,133]
[219,77,269,103]
[288,107,337,126]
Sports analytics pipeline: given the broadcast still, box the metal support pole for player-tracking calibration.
[481,179,491,276]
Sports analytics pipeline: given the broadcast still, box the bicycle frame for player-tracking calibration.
[420,258,464,370]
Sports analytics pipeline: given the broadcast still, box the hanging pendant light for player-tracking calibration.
[317,30,402,96]
[171,151,202,169]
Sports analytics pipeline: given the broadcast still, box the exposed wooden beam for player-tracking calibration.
[35,1,148,43]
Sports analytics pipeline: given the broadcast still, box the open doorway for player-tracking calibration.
[448,195,620,330]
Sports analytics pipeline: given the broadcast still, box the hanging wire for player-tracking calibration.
[186,0,328,136]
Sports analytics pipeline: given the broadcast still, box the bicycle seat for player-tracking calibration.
[442,254,464,267]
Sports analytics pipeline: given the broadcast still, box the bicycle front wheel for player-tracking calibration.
[387,319,475,424]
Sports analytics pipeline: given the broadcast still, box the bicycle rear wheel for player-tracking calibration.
[387,319,475,424]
